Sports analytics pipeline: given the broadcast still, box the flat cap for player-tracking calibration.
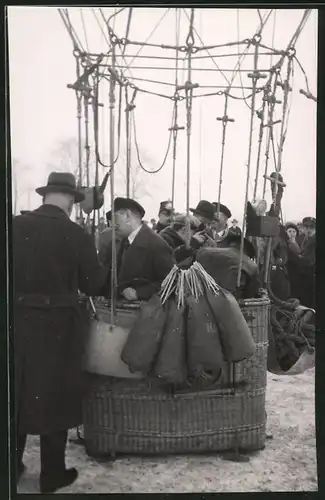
[113,197,145,218]
[302,217,316,227]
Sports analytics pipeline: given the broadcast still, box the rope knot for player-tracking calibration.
[287,47,297,58]
[252,33,262,45]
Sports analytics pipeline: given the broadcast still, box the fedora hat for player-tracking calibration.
[190,200,215,221]
[36,172,85,203]
[212,202,232,219]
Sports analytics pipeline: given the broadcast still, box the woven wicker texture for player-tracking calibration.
[83,297,269,456]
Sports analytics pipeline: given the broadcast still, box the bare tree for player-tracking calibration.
[46,137,96,187]
[47,138,154,205]
[11,158,35,214]
[114,148,153,201]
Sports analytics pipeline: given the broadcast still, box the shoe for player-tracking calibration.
[17,462,26,482]
[40,468,78,494]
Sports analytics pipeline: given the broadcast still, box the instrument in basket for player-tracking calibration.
[85,297,143,379]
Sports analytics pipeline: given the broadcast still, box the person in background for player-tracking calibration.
[150,218,157,230]
[13,172,108,493]
[156,201,174,233]
[211,202,232,243]
[97,210,122,267]
[190,200,215,227]
[296,221,306,248]
[229,218,242,236]
[287,217,315,309]
[159,214,201,249]
[104,197,175,301]
[198,231,260,299]
[75,214,85,227]
[98,216,106,233]
[285,222,300,254]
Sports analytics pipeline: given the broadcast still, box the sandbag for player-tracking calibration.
[205,289,256,362]
[186,294,223,381]
[121,294,166,375]
[154,300,187,385]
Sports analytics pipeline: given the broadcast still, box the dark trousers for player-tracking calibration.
[17,430,68,476]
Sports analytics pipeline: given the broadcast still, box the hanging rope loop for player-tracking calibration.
[185,8,195,50]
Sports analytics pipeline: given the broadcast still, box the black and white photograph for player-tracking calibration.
[7,5,317,494]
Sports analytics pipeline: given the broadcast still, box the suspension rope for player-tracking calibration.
[80,8,90,54]
[182,8,230,87]
[171,8,182,209]
[58,9,82,54]
[184,8,196,248]
[83,93,91,187]
[262,72,281,199]
[125,85,137,196]
[120,8,171,75]
[92,8,111,48]
[236,35,260,288]
[216,92,234,215]
[270,9,277,69]
[122,8,133,56]
[253,73,273,200]
[131,105,175,174]
[64,9,88,56]
[109,42,117,327]
[229,9,273,93]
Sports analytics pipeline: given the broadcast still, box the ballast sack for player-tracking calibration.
[205,289,256,362]
[186,294,223,382]
[121,294,166,375]
[154,300,187,385]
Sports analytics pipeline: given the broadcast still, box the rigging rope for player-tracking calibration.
[236,35,260,289]
[108,42,117,327]
[122,8,133,56]
[171,8,182,209]
[262,72,281,199]
[182,8,230,87]
[216,92,234,215]
[83,94,91,187]
[184,8,196,248]
[131,105,175,174]
[80,9,90,54]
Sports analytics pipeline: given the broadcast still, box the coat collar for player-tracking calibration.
[128,224,143,245]
[30,204,70,220]
[127,223,151,248]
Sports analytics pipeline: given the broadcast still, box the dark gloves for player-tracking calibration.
[174,245,196,269]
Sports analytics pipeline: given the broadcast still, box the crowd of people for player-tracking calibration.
[12,171,315,492]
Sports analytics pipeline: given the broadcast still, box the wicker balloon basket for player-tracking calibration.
[83,296,270,457]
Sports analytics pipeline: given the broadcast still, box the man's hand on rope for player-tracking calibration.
[192,231,207,246]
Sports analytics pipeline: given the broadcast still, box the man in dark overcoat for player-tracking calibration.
[104,197,175,301]
[287,217,316,308]
[97,210,122,267]
[13,172,107,493]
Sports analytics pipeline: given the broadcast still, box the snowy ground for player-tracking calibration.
[18,368,317,493]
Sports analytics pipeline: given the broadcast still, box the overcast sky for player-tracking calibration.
[8,7,317,222]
